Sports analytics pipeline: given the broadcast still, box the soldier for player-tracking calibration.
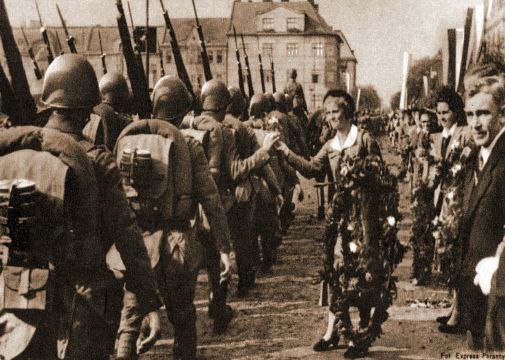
[151,75,235,335]
[182,79,280,295]
[83,72,133,151]
[284,69,308,130]
[0,54,161,360]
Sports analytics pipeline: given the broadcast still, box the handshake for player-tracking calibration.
[258,131,290,156]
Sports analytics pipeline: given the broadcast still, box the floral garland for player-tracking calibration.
[410,131,437,284]
[432,140,474,287]
[324,151,404,350]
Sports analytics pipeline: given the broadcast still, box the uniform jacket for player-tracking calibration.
[460,132,505,279]
[45,116,162,313]
[184,135,231,254]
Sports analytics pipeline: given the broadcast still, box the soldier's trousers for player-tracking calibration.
[254,194,281,268]
[228,197,257,290]
[156,249,198,360]
[199,229,228,312]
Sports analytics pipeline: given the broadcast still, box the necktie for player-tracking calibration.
[475,153,484,184]
[441,136,451,158]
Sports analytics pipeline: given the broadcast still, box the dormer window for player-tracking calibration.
[287,17,301,31]
[262,18,274,31]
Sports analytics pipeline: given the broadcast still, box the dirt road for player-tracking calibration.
[142,150,471,360]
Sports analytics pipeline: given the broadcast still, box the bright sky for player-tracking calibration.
[4,0,484,103]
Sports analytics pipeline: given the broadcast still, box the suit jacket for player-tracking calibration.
[460,133,505,279]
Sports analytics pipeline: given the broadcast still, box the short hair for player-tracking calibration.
[323,89,355,119]
[465,63,505,108]
[433,86,466,125]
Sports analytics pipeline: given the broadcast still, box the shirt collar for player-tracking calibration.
[442,123,457,139]
[479,126,505,166]
[330,125,358,152]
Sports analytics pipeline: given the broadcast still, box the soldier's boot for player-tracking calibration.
[172,314,197,360]
[116,332,138,360]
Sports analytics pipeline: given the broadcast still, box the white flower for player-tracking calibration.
[447,191,455,201]
[347,223,355,231]
[451,163,462,176]
[340,166,349,176]
[451,140,460,150]
[349,241,358,253]
[386,216,396,227]
[432,230,441,240]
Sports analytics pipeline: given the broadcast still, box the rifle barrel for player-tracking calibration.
[240,34,254,98]
[56,3,77,53]
[259,54,265,93]
[191,0,212,81]
[271,58,276,93]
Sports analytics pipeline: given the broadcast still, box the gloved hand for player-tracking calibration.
[474,256,499,295]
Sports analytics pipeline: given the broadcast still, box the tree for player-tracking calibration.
[390,91,401,110]
[356,85,381,111]
[406,52,442,104]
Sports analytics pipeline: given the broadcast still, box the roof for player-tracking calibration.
[334,30,357,62]
[229,1,335,35]
[8,17,229,57]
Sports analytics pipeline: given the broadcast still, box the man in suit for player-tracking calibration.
[459,66,505,350]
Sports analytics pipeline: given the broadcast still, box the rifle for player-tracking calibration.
[159,0,195,99]
[270,56,276,93]
[158,41,165,77]
[21,27,42,80]
[115,0,151,118]
[34,0,54,64]
[191,0,212,81]
[240,34,254,98]
[98,29,107,75]
[0,0,36,124]
[54,30,64,55]
[232,25,246,98]
[258,53,265,93]
[126,1,147,91]
[56,3,77,54]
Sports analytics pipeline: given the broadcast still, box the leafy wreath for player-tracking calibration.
[432,141,474,287]
[323,151,404,349]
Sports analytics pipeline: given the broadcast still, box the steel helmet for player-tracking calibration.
[201,79,230,112]
[249,93,272,118]
[41,54,100,109]
[226,86,246,117]
[152,75,193,121]
[99,72,130,108]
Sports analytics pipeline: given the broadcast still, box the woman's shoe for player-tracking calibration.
[312,334,339,352]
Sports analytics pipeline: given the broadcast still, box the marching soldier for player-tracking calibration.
[0,54,161,359]
[182,79,280,295]
[151,75,235,335]
[84,72,133,151]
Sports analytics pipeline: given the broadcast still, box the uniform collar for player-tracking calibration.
[330,125,358,152]
[442,123,457,139]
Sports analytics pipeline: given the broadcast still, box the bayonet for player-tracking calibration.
[158,41,165,77]
[54,30,64,55]
[98,29,107,75]
[56,3,77,53]
[191,0,212,81]
[21,26,42,80]
[34,0,54,63]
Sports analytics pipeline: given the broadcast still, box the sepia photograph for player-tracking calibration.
[0,0,504,359]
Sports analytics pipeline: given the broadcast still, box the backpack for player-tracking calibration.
[0,126,101,359]
[115,119,193,230]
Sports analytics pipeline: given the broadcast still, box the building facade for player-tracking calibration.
[3,0,356,112]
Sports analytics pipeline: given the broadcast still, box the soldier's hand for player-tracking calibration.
[220,252,233,281]
[261,132,280,152]
[274,141,290,156]
[137,310,161,354]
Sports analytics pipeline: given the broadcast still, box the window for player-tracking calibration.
[286,43,298,56]
[312,73,319,84]
[208,50,214,63]
[262,18,274,31]
[312,42,324,57]
[287,18,299,31]
[311,94,323,109]
[262,43,273,58]
[216,50,223,64]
